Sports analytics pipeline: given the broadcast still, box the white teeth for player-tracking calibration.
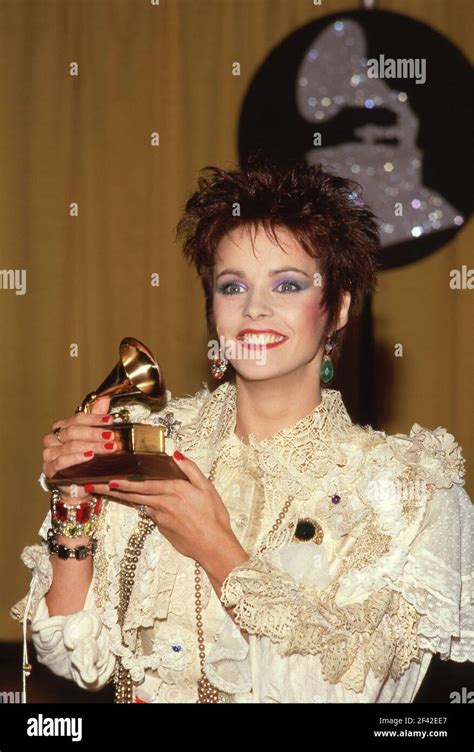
[240,333,285,344]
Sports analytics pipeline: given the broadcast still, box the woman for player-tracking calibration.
[11,156,473,703]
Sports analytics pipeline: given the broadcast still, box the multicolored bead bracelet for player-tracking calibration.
[50,487,103,538]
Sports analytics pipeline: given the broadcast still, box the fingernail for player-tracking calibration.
[84,483,95,492]
[101,431,112,440]
[84,451,94,457]
[101,415,113,423]
[104,442,115,450]
[173,450,186,461]
[108,481,120,488]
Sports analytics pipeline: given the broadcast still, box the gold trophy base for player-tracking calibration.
[48,422,188,485]
[49,451,188,485]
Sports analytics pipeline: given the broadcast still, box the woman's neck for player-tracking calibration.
[233,369,323,444]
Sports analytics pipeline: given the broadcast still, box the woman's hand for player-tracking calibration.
[87,451,239,566]
[42,395,117,498]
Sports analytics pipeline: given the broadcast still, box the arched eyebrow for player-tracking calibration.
[215,267,312,280]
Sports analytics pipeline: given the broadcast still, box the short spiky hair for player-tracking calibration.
[176,152,381,380]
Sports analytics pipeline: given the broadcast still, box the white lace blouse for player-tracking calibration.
[11,382,474,703]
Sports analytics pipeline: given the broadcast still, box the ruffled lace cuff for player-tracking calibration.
[221,543,426,694]
[30,594,116,690]
[220,544,340,648]
[10,537,115,691]
[203,612,252,696]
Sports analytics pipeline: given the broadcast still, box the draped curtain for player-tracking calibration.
[0,0,472,639]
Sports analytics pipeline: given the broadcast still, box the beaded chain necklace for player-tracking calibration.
[113,453,297,703]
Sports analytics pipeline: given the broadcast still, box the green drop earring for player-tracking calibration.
[320,334,335,384]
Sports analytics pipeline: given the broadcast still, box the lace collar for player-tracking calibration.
[215,381,354,449]
[177,380,357,477]
[176,380,370,541]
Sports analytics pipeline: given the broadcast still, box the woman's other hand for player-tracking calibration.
[88,451,243,566]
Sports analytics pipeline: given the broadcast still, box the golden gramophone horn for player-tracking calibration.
[77,337,165,413]
[48,337,187,486]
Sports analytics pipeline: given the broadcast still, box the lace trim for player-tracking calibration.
[92,388,216,684]
[387,423,466,488]
[10,542,53,624]
[203,613,252,695]
[220,552,422,693]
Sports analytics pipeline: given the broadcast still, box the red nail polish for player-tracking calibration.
[173,450,185,461]
[84,483,95,492]
[101,415,113,423]
[108,481,120,488]
[104,442,115,450]
[84,451,94,457]
[101,431,112,440]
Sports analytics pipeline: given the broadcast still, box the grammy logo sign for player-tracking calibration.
[48,337,188,485]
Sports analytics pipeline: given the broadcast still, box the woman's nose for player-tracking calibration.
[242,289,273,318]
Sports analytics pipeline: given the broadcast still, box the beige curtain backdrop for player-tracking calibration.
[0,0,472,640]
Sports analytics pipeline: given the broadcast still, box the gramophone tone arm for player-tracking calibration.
[76,392,99,415]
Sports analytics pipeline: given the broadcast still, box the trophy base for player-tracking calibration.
[48,451,188,486]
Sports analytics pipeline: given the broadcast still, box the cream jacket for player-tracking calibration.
[11,382,473,703]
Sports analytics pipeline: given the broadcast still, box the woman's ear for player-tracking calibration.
[336,291,351,331]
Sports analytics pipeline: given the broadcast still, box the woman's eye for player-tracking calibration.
[275,280,302,293]
[217,282,245,295]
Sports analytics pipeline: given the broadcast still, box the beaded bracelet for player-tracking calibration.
[50,488,103,538]
[46,528,97,560]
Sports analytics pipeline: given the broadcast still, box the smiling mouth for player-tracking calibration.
[236,332,288,348]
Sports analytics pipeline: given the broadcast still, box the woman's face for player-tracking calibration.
[212,224,346,382]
